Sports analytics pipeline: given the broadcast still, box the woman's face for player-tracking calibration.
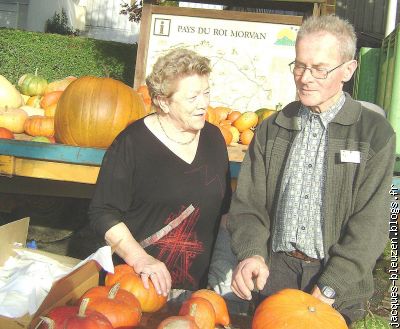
[164,74,210,132]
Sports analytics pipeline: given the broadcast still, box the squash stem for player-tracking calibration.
[78,298,89,317]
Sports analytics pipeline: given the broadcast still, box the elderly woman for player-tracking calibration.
[89,48,231,297]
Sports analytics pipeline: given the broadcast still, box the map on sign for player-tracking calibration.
[145,14,299,112]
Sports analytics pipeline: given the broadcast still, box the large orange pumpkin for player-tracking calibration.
[252,289,348,329]
[54,76,147,148]
[105,264,167,313]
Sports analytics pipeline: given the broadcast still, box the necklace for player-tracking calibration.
[156,114,197,145]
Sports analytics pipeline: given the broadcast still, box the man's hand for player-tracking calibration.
[231,255,269,300]
[311,285,335,306]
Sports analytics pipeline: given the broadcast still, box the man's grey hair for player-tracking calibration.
[296,15,357,61]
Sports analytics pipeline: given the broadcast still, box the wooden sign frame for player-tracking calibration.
[134,4,304,111]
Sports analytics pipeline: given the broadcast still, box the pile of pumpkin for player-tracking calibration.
[35,263,232,329]
[205,106,276,146]
[0,72,149,147]
[0,70,276,149]
[0,71,75,142]
[32,262,369,329]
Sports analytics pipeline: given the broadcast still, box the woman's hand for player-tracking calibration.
[104,222,172,296]
[130,254,172,297]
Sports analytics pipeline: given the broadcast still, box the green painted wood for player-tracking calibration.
[0,139,106,165]
[0,139,243,177]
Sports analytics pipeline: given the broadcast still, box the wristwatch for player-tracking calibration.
[318,284,336,299]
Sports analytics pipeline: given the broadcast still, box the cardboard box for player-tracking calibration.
[0,218,100,329]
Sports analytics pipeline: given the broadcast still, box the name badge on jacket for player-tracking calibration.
[340,150,361,163]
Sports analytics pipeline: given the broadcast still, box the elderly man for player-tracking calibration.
[227,15,395,324]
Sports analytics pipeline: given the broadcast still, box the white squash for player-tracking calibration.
[19,105,45,117]
[0,75,24,109]
[0,107,28,133]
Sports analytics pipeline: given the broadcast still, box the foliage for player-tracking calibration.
[120,0,178,23]
[45,8,78,36]
[350,309,392,329]
[0,28,137,86]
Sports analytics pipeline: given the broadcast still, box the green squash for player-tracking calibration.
[18,68,48,96]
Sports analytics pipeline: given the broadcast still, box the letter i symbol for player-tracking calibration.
[160,21,164,34]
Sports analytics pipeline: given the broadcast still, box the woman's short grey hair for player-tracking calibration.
[146,48,211,109]
[296,15,357,61]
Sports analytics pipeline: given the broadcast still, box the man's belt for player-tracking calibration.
[285,249,320,263]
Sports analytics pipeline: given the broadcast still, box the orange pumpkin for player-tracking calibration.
[227,110,242,123]
[191,289,230,326]
[219,119,232,127]
[252,289,348,329]
[213,106,231,123]
[218,125,233,145]
[105,264,167,313]
[240,129,254,145]
[179,297,216,329]
[80,284,142,328]
[45,76,77,94]
[38,299,113,329]
[55,76,147,148]
[40,90,63,116]
[24,115,54,137]
[205,106,217,125]
[105,264,134,287]
[136,84,152,114]
[233,111,258,132]
[136,85,151,103]
[0,127,14,139]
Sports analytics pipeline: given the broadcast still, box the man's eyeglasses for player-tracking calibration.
[288,61,346,79]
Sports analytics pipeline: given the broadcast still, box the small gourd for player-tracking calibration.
[18,68,48,96]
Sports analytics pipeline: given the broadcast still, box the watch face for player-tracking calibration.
[321,286,336,299]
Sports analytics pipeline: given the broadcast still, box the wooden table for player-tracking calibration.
[2,137,397,199]
[0,137,247,198]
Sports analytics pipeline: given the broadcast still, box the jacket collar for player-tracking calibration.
[275,92,362,130]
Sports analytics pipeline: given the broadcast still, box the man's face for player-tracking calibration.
[294,31,357,112]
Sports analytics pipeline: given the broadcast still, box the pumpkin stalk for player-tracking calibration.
[308,306,316,313]
[108,282,121,299]
[189,303,198,316]
[78,298,90,317]
[34,68,38,76]
[35,316,55,329]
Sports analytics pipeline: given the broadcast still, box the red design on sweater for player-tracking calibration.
[154,206,203,286]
